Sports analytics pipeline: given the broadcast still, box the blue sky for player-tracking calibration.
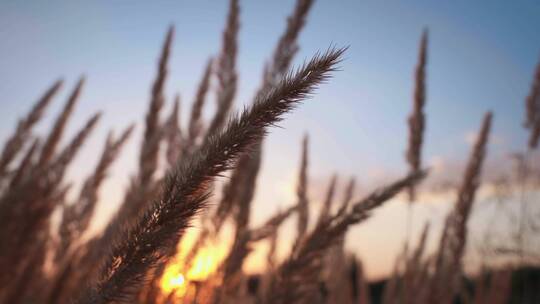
[1,0,539,279]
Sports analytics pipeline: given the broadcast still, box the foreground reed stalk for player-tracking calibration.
[76,48,345,304]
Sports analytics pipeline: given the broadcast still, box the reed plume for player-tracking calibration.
[190,0,317,278]
[46,125,132,303]
[249,204,298,242]
[293,134,310,254]
[76,47,345,304]
[337,177,356,217]
[317,174,338,225]
[186,58,213,153]
[28,111,101,225]
[210,0,317,280]
[406,29,428,201]
[58,124,134,261]
[0,111,100,299]
[185,0,243,262]
[345,171,427,225]
[207,0,239,136]
[135,34,212,296]
[429,112,492,304]
[140,26,172,184]
[212,0,317,283]
[0,111,100,236]
[85,27,175,279]
[221,148,261,275]
[525,56,540,148]
[9,138,40,188]
[0,80,62,181]
[38,77,84,167]
[52,113,102,178]
[263,0,314,88]
[165,95,182,166]
[212,146,262,302]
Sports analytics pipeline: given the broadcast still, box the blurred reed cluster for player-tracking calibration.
[1,0,540,303]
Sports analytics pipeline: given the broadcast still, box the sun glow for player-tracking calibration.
[159,229,233,298]
[160,264,187,296]
[186,246,222,281]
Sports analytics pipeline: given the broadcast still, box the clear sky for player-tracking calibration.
[1,0,540,280]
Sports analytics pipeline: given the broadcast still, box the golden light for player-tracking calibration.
[170,274,185,287]
[159,228,233,298]
[160,263,187,296]
[187,246,221,281]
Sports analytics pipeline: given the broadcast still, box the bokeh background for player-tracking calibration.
[1,0,540,280]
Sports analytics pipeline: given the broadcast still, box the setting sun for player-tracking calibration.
[159,231,232,299]
[160,264,187,296]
